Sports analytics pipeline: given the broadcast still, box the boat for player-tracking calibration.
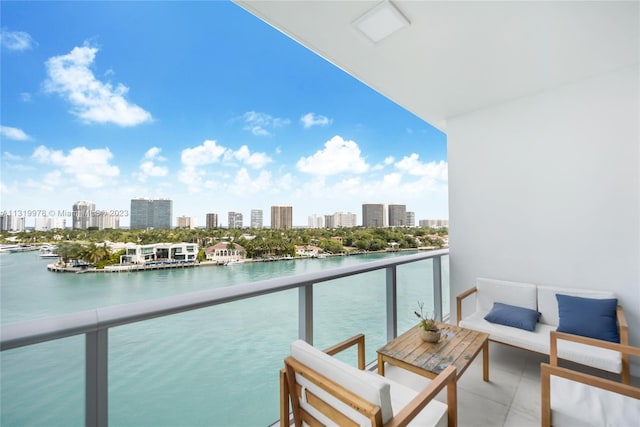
[39,245,59,258]
[223,259,245,266]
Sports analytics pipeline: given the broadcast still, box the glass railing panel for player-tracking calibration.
[0,336,84,426]
[313,269,387,365]
[397,258,436,335]
[108,289,298,427]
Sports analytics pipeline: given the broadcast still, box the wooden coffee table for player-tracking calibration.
[377,323,489,381]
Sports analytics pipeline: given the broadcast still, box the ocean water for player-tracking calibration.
[0,250,448,426]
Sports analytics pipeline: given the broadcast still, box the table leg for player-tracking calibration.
[377,355,385,376]
[483,340,489,381]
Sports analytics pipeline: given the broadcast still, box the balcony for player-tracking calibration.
[3,249,639,426]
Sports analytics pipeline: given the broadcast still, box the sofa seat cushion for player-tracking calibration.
[460,310,551,354]
[365,371,448,427]
[459,313,622,373]
[550,375,640,426]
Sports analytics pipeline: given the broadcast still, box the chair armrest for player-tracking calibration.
[385,365,457,427]
[456,286,477,325]
[323,333,366,370]
[617,305,629,345]
[617,306,630,384]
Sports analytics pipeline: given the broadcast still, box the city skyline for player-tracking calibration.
[0,2,448,227]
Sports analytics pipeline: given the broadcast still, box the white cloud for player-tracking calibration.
[31,145,119,188]
[3,152,22,161]
[179,140,273,191]
[300,112,332,129]
[144,146,166,161]
[44,45,152,126]
[181,140,226,167]
[135,147,168,182]
[242,111,290,136]
[296,135,369,176]
[0,29,37,51]
[395,154,448,180]
[226,145,272,169]
[1,126,30,141]
[20,92,32,102]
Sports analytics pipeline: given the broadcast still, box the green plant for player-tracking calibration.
[414,301,439,332]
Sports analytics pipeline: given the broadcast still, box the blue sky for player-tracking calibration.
[0,1,447,228]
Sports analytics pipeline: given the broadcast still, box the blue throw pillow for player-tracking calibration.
[484,302,541,331]
[556,294,619,343]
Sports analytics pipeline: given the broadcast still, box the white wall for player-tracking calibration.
[447,65,639,351]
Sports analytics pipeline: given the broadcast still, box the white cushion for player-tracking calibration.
[365,371,448,427]
[475,278,537,313]
[460,312,622,373]
[460,310,551,354]
[550,375,640,426]
[291,340,393,424]
[537,286,615,327]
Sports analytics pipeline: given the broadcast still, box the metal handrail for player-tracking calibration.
[0,248,449,426]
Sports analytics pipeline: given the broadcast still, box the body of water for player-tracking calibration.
[0,250,447,426]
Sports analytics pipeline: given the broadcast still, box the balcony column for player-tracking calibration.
[386,266,398,342]
[86,329,108,427]
[433,256,443,322]
[299,284,313,344]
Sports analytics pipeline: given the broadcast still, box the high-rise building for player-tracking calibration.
[0,214,25,231]
[250,209,263,229]
[72,200,96,230]
[333,212,357,227]
[362,203,385,227]
[308,214,324,229]
[94,213,120,230]
[405,211,415,227]
[176,216,196,229]
[34,217,66,231]
[206,213,218,229]
[419,219,449,228]
[324,215,335,228]
[271,205,293,229]
[388,204,407,227]
[130,198,173,230]
[228,212,243,229]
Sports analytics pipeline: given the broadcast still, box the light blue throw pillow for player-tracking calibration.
[484,302,541,331]
[556,294,619,343]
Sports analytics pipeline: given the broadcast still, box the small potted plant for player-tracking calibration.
[415,301,441,343]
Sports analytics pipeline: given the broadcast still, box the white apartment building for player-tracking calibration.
[308,214,324,229]
[419,219,449,228]
[176,216,197,229]
[250,209,263,228]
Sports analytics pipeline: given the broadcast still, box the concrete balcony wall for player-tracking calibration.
[448,65,640,371]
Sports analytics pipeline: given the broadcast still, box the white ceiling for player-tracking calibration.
[234,1,639,130]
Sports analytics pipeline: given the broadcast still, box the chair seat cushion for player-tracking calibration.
[550,375,640,426]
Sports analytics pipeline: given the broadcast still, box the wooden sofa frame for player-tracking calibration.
[456,286,631,384]
[541,331,640,426]
[280,333,458,427]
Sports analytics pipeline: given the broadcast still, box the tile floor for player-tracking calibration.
[383,342,638,427]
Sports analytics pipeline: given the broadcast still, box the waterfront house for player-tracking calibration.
[204,242,246,264]
[294,245,323,258]
[118,242,199,264]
